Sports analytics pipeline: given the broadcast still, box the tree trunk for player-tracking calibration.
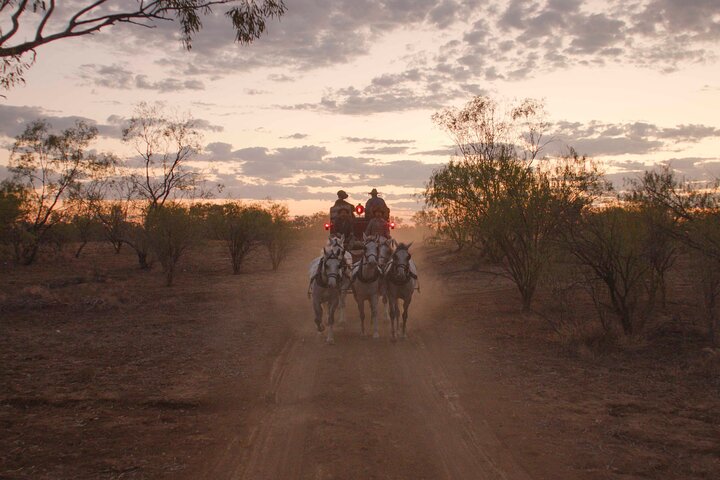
[165,267,174,287]
[19,242,39,266]
[137,251,151,270]
[75,241,88,258]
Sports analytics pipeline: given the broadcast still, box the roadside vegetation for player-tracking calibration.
[0,104,299,285]
[422,95,720,359]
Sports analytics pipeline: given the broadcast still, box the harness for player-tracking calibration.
[354,255,381,283]
[386,256,417,286]
[312,253,345,289]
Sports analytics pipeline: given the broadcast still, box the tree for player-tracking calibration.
[146,202,198,286]
[0,181,26,247]
[123,102,205,210]
[121,102,209,269]
[632,167,720,343]
[7,119,114,264]
[0,1,286,91]
[68,200,101,258]
[263,202,292,271]
[203,202,271,274]
[426,96,606,311]
[560,206,660,336]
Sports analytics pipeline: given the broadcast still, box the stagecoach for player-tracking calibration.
[324,203,395,260]
[309,200,416,343]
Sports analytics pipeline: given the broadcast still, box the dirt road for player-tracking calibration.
[195,244,533,480]
[4,239,717,479]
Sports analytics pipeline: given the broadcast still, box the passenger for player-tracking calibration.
[331,190,355,221]
[364,207,391,238]
[364,188,388,219]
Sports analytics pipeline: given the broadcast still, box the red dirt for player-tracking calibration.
[1,236,718,479]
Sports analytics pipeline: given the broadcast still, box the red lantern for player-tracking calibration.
[324,222,331,231]
[390,221,396,229]
[355,204,364,215]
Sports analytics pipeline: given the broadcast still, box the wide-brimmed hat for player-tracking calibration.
[337,190,348,199]
[369,188,378,195]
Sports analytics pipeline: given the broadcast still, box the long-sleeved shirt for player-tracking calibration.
[364,217,390,238]
[364,196,388,218]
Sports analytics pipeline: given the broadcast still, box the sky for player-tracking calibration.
[1,0,719,218]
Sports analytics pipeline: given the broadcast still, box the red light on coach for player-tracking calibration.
[390,221,396,229]
[355,204,364,215]
[324,222,331,230]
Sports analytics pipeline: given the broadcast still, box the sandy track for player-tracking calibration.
[203,246,533,480]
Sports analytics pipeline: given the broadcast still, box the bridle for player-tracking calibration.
[356,239,380,283]
[317,249,345,289]
[387,249,412,285]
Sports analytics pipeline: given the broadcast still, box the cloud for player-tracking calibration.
[0,104,120,139]
[602,156,720,189]
[344,136,414,145]
[281,133,309,139]
[192,119,224,132]
[287,67,486,114]
[359,146,410,155]
[104,0,467,78]
[200,140,441,189]
[552,120,720,156]
[80,64,205,92]
[411,147,456,157]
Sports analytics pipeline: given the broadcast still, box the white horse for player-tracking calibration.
[351,234,383,338]
[384,242,417,342]
[325,234,353,323]
[309,246,347,344]
[377,236,396,322]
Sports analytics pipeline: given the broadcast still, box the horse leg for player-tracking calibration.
[356,296,366,336]
[327,300,336,344]
[313,298,325,333]
[379,282,388,323]
[389,295,398,342]
[338,292,346,325]
[370,293,379,339]
[401,295,412,338]
[383,294,390,323]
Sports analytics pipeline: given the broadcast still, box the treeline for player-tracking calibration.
[0,103,324,285]
[419,96,720,345]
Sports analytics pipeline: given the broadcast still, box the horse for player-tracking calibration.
[310,246,347,344]
[325,233,353,323]
[351,234,383,338]
[377,236,396,321]
[384,242,417,342]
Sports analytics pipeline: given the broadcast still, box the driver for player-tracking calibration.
[331,190,355,221]
[364,188,388,219]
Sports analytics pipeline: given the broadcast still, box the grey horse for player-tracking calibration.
[351,234,382,338]
[377,236,396,321]
[310,246,346,344]
[384,242,417,342]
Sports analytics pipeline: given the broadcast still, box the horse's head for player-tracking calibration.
[377,236,395,268]
[326,234,344,249]
[361,234,379,268]
[322,246,344,289]
[391,242,413,281]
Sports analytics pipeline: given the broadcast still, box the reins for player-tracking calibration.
[355,255,380,283]
[387,252,415,285]
[314,251,345,289]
